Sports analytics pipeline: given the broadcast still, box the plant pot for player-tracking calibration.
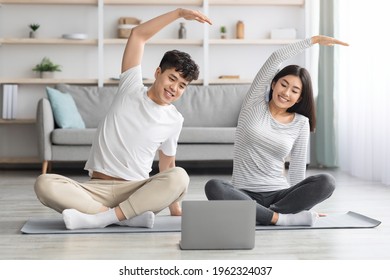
[29,31,37,38]
[40,72,54,79]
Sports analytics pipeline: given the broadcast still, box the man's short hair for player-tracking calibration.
[159,50,200,82]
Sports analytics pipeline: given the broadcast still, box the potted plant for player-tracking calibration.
[32,57,61,78]
[220,26,227,39]
[29,23,40,38]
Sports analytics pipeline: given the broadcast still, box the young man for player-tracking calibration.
[34,8,212,230]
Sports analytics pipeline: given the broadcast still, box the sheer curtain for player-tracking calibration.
[315,0,337,167]
[335,0,390,185]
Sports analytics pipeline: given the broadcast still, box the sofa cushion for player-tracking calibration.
[179,127,235,143]
[173,84,249,127]
[51,128,96,145]
[56,84,117,128]
[46,87,86,129]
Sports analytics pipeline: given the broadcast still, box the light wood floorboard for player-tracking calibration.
[0,167,389,260]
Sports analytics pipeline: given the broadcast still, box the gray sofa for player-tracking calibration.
[36,83,250,174]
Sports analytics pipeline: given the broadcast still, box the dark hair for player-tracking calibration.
[159,50,199,82]
[269,65,316,132]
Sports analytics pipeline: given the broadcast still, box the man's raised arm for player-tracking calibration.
[121,8,212,73]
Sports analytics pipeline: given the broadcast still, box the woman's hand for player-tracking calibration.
[178,8,212,25]
[311,35,349,46]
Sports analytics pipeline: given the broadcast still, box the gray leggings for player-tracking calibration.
[204,174,336,225]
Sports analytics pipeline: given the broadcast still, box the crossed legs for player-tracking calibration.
[34,167,189,229]
[204,174,335,226]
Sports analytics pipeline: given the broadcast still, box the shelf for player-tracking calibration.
[103,38,297,46]
[0,77,254,86]
[0,119,36,124]
[104,0,303,5]
[209,78,252,84]
[0,0,304,4]
[104,78,204,85]
[209,0,304,5]
[0,38,203,46]
[209,39,300,45]
[0,78,99,85]
[104,38,302,46]
[104,0,203,5]
[0,78,209,86]
[0,38,298,46]
[104,38,203,45]
[0,38,97,45]
[0,0,97,4]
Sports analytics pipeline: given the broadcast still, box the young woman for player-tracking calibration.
[205,36,348,226]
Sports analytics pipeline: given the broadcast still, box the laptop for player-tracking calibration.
[179,200,256,250]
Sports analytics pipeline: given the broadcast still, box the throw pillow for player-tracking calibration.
[46,87,86,129]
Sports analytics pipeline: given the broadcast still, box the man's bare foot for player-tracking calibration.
[169,202,182,216]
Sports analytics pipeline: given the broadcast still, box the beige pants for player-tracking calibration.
[34,167,189,219]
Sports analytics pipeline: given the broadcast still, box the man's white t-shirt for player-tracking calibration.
[85,65,184,181]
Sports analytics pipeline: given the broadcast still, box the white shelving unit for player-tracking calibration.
[0,0,307,163]
[0,0,306,85]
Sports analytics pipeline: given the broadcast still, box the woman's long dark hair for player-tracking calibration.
[268,65,316,132]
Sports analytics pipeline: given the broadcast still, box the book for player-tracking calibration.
[2,84,10,119]
[1,84,18,119]
[1,85,6,119]
[11,84,18,119]
[7,85,12,119]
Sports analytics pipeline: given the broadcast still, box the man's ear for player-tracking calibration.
[154,67,162,79]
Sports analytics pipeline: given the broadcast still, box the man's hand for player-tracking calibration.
[178,8,212,25]
[122,8,212,73]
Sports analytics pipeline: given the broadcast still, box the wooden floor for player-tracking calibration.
[0,166,390,260]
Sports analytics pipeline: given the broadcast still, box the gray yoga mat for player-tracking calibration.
[21,211,380,234]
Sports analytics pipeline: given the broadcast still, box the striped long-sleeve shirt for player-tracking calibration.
[232,38,313,192]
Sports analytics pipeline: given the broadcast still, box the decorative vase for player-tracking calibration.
[220,26,227,39]
[40,72,54,79]
[236,20,244,39]
[29,31,37,38]
[178,22,186,39]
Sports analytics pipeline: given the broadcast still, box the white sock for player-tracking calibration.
[276,211,318,226]
[63,208,119,230]
[116,211,155,228]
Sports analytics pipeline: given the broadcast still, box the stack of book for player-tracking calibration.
[1,84,18,119]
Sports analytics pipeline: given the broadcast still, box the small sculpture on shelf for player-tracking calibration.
[28,23,40,38]
[178,22,187,39]
[32,57,61,79]
[118,17,141,38]
[220,26,227,39]
[236,20,244,39]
